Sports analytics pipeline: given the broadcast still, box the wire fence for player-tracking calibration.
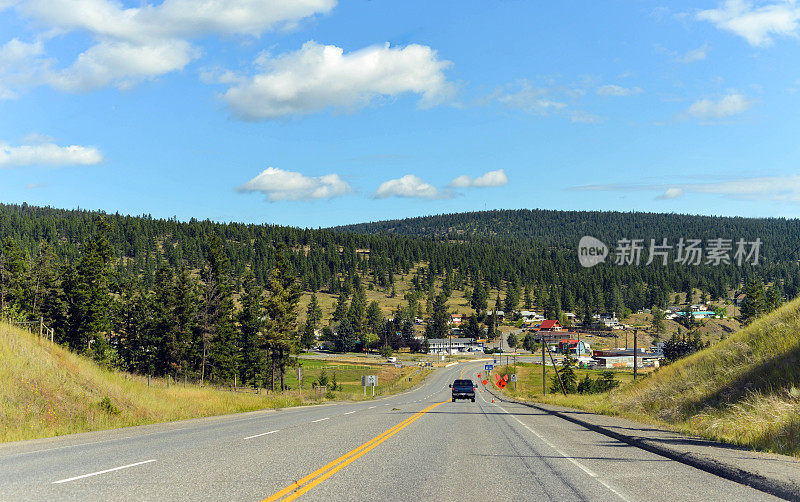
[7,317,55,343]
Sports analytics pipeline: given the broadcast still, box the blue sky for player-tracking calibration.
[1,0,800,228]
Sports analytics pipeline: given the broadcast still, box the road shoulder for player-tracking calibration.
[482,384,800,501]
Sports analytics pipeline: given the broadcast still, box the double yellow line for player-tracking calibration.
[263,401,447,502]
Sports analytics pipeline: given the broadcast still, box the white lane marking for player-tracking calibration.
[494,404,631,502]
[311,417,330,423]
[343,411,356,415]
[52,459,156,484]
[7,437,134,457]
[243,430,279,440]
[368,406,376,409]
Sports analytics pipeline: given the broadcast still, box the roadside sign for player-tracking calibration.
[496,379,507,389]
[361,375,377,386]
[510,374,517,382]
[296,367,303,381]
[484,364,493,371]
[502,374,508,382]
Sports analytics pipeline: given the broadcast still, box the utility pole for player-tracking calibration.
[541,335,546,395]
[633,329,638,380]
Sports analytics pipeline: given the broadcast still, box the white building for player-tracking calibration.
[427,338,482,353]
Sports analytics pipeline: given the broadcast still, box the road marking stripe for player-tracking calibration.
[311,418,329,423]
[494,404,631,502]
[343,411,356,415]
[263,401,446,502]
[368,406,376,409]
[52,459,156,484]
[244,430,279,440]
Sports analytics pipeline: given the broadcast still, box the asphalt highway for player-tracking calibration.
[0,362,782,501]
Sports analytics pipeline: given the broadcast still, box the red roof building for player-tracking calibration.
[539,320,563,331]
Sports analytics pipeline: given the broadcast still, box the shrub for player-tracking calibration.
[97,396,121,415]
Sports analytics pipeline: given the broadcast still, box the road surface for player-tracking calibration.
[0,362,782,501]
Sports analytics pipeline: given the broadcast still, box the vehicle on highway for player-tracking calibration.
[449,379,476,402]
[387,356,397,363]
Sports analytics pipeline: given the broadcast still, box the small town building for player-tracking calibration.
[427,338,483,353]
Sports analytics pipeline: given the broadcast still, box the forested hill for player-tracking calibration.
[333,208,800,259]
[0,201,796,387]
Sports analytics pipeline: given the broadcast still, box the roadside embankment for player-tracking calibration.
[0,324,429,442]
[492,296,800,459]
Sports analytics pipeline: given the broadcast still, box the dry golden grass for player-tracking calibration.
[0,324,429,443]
[508,298,800,457]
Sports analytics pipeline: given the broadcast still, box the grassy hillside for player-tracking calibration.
[0,323,287,442]
[0,323,426,443]
[527,296,800,456]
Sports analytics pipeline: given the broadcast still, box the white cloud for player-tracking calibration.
[19,0,336,41]
[488,79,605,123]
[48,39,198,92]
[597,84,643,97]
[374,174,448,199]
[222,41,454,120]
[570,111,605,124]
[575,175,800,202]
[21,132,56,144]
[4,0,336,94]
[675,44,709,63]
[449,169,508,188]
[236,167,351,201]
[490,81,567,115]
[686,92,753,119]
[0,38,48,99]
[0,141,103,167]
[697,0,800,47]
[657,187,684,199]
[24,182,46,189]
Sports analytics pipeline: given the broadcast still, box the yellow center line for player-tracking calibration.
[263,401,447,502]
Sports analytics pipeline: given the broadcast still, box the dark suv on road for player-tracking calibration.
[450,379,476,402]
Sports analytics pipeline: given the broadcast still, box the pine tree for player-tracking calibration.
[200,235,237,383]
[173,266,199,380]
[504,279,519,313]
[651,307,664,336]
[63,217,115,360]
[470,277,488,314]
[366,301,382,334]
[523,285,532,310]
[301,294,323,350]
[332,292,349,322]
[740,279,766,324]
[430,292,450,339]
[151,264,178,376]
[335,318,358,353]
[347,282,366,335]
[238,272,266,386]
[264,248,302,391]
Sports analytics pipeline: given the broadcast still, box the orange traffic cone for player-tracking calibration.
[491,398,494,403]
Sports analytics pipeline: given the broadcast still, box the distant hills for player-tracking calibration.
[333,208,800,262]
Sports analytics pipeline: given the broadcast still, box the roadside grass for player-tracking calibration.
[0,324,431,443]
[285,357,431,398]
[492,362,635,400]
[493,297,800,457]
